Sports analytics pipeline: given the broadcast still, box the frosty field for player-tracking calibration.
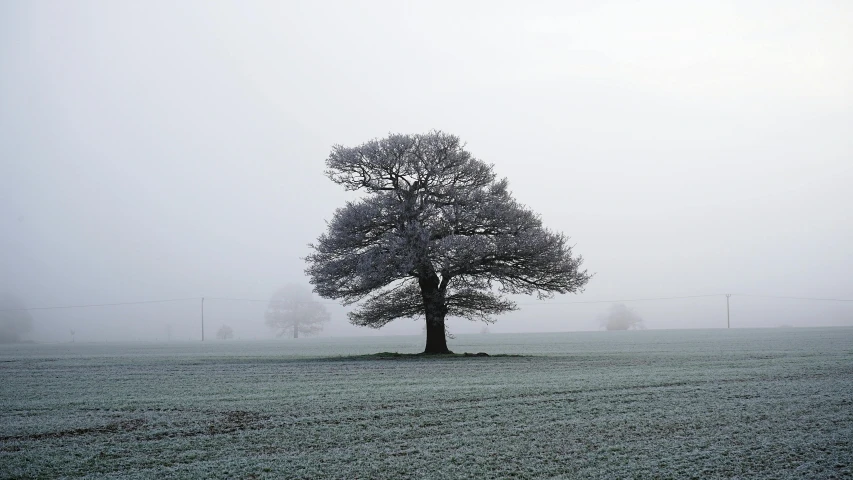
[1,328,851,479]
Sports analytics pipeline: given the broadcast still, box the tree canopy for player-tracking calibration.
[0,293,33,344]
[216,325,234,340]
[264,285,330,338]
[599,304,644,331]
[306,131,590,353]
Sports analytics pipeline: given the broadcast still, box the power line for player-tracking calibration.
[516,294,725,305]
[2,293,851,313]
[0,297,201,312]
[732,294,853,302]
[0,296,339,313]
[205,296,267,303]
[205,296,340,305]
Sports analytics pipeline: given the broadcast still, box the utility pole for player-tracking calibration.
[726,294,731,329]
[201,297,205,341]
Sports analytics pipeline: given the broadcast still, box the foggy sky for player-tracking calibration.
[1,1,851,342]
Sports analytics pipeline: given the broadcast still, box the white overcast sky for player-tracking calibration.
[1,0,851,340]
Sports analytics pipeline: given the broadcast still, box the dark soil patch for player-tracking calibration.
[0,418,145,443]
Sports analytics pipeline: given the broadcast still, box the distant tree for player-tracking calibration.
[0,293,33,343]
[216,325,234,340]
[306,131,590,354]
[599,303,644,331]
[265,285,330,338]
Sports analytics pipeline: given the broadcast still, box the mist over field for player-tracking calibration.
[1,1,851,342]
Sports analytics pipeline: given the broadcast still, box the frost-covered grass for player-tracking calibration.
[1,328,851,479]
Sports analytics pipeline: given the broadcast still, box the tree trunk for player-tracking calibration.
[420,276,452,354]
[423,314,450,354]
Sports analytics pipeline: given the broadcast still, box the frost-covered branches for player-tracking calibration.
[306,131,590,351]
[265,285,330,338]
[347,281,517,328]
[445,289,517,322]
[348,282,423,327]
[325,133,494,196]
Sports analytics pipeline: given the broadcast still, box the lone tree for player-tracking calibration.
[599,303,644,331]
[216,324,234,340]
[306,131,590,354]
[0,293,33,344]
[265,285,330,338]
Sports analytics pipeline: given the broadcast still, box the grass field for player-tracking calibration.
[1,328,851,479]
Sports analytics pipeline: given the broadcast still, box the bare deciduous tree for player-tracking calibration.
[599,303,645,331]
[0,293,33,344]
[306,131,590,354]
[264,285,330,338]
[216,325,234,340]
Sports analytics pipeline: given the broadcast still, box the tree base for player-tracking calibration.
[421,348,454,355]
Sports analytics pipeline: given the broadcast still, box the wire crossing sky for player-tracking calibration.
[3,293,851,313]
